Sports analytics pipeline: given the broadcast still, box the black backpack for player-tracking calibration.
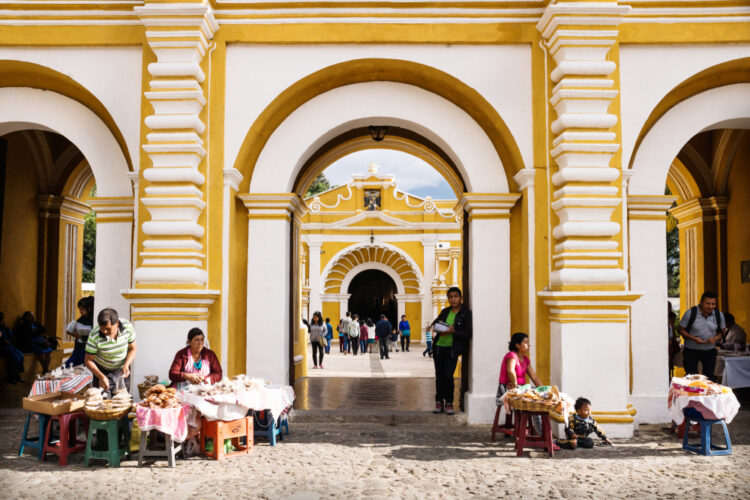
[685,306,723,339]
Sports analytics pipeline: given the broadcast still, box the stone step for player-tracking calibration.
[288,409,468,426]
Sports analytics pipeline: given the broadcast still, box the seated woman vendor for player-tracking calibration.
[168,328,222,390]
[496,332,542,405]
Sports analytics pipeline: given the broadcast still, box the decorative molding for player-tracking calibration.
[538,290,643,323]
[239,192,306,220]
[223,168,243,192]
[670,196,728,229]
[122,288,220,321]
[628,195,677,221]
[458,193,520,220]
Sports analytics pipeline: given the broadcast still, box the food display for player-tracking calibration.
[187,375,265,399]
[670,374,732,396]
[36,365,90,381]
[504,385,572,414]
[84,387,132,411]
[139,384,181,409]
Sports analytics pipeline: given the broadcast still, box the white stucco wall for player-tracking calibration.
[619,43,750,177]
[225,44,533,179]
[0,46,143,173]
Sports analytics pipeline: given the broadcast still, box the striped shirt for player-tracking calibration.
[85,319,136,370]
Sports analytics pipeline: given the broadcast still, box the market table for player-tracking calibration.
[29,368,93,396]
[136,404,191,443]
[721,355,750,388]
[180,384,295,423]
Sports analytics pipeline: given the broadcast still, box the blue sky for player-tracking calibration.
[321,149,456,200]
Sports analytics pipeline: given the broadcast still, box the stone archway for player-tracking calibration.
[238,69,522,423]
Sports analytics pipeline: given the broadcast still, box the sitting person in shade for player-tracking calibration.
[721,313,746,351]
[558,397,612,450]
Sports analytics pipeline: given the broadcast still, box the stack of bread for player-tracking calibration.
[139,384,181,409]
[671,374,731,396]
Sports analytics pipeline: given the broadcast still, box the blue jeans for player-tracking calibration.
[423,341,432,356]
[343,335,350,352]
[360,339,367,353]
[325,337,331,354]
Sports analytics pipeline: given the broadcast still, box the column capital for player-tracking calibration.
[239,193,306,221]
[628,195,677,221]
[513,168,536,191]
[122,288,220,321]
[223,168,243,192]
[458,193,520,220]
[537,2,631,41]
[89,196,135,223]
[538,290,643,323]
[420,235,438,247]
[670,196,728,228]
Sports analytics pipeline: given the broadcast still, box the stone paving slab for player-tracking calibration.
[1,408,748,499]
[307,345,434,378]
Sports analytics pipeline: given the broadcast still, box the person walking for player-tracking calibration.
[677,291,726,382]
[341,312,353,354]
[431,287,472,415]
[338,319,346,353]
[308,311,326,369]
[359,319,368,355]
[325,317,333,354]
[422,324,433,358]
[348,314,360,355]
[375,314,392,360]
[366,318,376,353]
[399,315,411,352]
[390,327,399,353]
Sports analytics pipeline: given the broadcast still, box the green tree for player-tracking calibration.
[305,173,333,198]
[82,185,97,283]
[665,188,679,297]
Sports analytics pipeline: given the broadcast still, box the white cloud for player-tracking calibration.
[322,149,456,199]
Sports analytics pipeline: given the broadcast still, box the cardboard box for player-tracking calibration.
[22,391,86,415]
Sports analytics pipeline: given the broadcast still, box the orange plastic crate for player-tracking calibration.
[200,416,253,460]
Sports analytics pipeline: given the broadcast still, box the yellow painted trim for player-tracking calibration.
[231,58,525,192]
[620,22,750,45]
[629,57,750,171]
[0,60,135,173]
[93,216,134,223]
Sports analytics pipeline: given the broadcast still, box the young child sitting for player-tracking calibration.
[559,397,613,449]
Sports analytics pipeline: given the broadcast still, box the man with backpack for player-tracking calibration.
[375,314,392,360]
[677,291,727,382]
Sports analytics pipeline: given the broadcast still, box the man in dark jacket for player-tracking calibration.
[431,286,472,415]
[375,314,392,360]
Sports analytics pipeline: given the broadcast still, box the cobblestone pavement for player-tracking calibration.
[1,407,748,499]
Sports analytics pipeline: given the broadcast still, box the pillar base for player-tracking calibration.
[464,391,496,424]
[630,393,670,424]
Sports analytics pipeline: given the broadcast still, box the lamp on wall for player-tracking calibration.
[370,231,375,245]
[368,125,387,142]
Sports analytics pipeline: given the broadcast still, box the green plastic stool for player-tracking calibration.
[84,417,130,467]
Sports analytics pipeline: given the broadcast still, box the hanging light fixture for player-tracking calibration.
[370,231,375,245]
[368,125,387,142]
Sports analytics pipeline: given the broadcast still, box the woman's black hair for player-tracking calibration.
[447,286,462,297]
[311,311,323,325]
[575,397,591,410]
[187,327,204,342]
[77,296,94,326]
[508,332,528,352]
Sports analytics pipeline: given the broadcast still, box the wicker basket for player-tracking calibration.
[137,382,153,400]
[506,397,559,413]
[84,403,132,421]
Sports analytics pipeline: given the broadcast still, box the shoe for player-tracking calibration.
[319,365,324,369]
[445,403,455,415]
[433,402,444,414]
[423,352,426,357]
[312,365,318,369]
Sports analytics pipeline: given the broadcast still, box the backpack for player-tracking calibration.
[685,306,723,337]
[348,321,360,338]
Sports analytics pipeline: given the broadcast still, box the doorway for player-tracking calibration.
[347,269,398,325]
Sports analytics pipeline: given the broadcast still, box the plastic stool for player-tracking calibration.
[139,429,181,467]
[682,411,732,456]
[43,411,88,466]
[253,410,283,446]
[18,411,51,459]
[84,417,130,467]
[279,414,290,435]
[200,416,252,460]
[492,406,535,441]
[515,410,555,457]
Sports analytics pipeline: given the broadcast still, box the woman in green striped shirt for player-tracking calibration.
[84,308,137,396]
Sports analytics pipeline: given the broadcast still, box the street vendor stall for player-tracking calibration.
[668,374,740,425]
[30,365,93,396]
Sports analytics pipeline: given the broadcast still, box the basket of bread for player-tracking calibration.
[83,387,133,420]
[505,385,567,413]
[137,374,161,400]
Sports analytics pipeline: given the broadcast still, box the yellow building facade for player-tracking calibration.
[0,0,749,436]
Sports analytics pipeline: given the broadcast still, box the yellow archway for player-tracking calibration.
[231,58,525,191]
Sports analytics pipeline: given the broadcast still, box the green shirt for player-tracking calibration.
[85,319,136,370]
[435,310,457,347]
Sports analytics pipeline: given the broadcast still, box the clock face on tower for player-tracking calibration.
[364,189,381,211]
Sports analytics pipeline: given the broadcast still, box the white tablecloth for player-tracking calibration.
[180,385,295,422]
[668,391,740,425]
[723,356,750,388]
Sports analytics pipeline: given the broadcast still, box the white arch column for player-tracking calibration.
[627,195,676,423]
[240,193,305,385]
[459,193,519,424]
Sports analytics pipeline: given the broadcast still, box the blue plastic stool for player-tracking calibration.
[279,415,289,435]
[18,411,51,459]
[252,410,283,446]
[682,408,732,456]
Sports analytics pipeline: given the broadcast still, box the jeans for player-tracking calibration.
[379,338,390,359]
[360,339,367,354]
[433,345,458,404]
[401,335,410,351]
[351,337,359,355]
[423,341,432,357]
[339,336,345,352]
[342,335,350,353]
[559,437,594,450]
[311,341,324,367]
[683,347,718,381]
[325,337,331,354]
